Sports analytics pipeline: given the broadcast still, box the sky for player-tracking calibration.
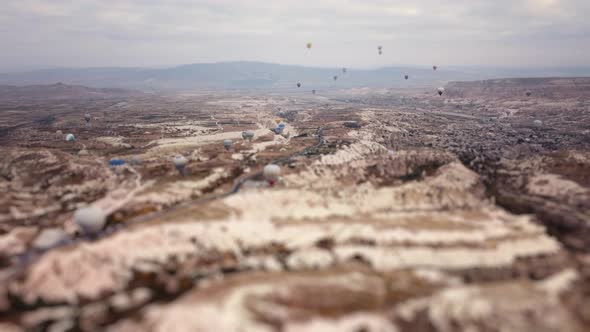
[1,0,589,72]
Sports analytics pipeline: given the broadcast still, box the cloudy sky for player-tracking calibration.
[1,0,589,71]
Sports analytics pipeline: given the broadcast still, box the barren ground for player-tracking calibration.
[1,79,590,331]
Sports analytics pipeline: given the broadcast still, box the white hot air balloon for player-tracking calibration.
[65,133,75,142]
[32,228,69,250]
[173,155,188,176]
[74,206,107,235]
[263,164,281,186]
[437,87,445,96]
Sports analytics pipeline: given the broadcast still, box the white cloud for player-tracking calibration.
[0,0,589,71]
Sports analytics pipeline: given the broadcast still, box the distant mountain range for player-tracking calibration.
[1,61,589,91]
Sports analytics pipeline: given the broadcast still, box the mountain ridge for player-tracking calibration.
[1,61,589,91]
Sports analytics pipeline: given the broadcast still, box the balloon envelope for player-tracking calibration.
[109,159,126,167]
[263,164,281,183]
[242,131,255,141]
[173,155,187,167]
[74,206,107,235]
[223,139,232,150]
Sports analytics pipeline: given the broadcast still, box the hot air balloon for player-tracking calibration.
[84,113,91,123]
[275,118,282,124]
[378,46,383,55]
[437,87,445,96]
[312,89,316,95]
[342,68,347,74]
[74,206,107,235]
[32,228,69,250]
[130,156,142,166]
[433,65,438,71]
[306,42,312,49]
[404,75,409,80]
[333,75,338,81]
[263,164,281,186]
[66,133,75,142]
[278,123,286,129]
[109,158,126,167]
[223,139,233,150]
[526,91,532,97]
[533,119,543,127]
[173,155,188,176]
[297,82,301,88]
[242,131,255,141]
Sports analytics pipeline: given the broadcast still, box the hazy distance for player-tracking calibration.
[1,0,590,72]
